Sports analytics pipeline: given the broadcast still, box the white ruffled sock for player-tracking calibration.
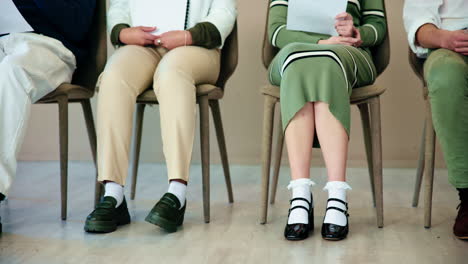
[104,182,124,207]
[287,179,315,224]
[323,181,352,226]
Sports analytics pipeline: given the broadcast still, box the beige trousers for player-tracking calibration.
[97,45,220,185]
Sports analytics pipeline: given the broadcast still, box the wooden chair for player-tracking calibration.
[259,0,390,227]
[128,24,238,223]
[35,0,107,220]
[408,49,436,228]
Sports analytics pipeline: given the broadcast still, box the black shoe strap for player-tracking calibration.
[288,205,310,216]
[326,206,349,217]
[290,197,311,207]
[327,198,348,208]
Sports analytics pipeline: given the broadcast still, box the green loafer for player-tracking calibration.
[145,193,186,233]
[84,196,131,233]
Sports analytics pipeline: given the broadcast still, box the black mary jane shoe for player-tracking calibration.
[321,198,349,241]
[284,193,314,241]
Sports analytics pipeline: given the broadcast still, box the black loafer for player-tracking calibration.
[284,193,314,241]
[145,193,186,233]
[84,196,131,233]
[321,198,349,241]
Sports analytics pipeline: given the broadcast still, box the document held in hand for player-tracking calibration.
[130,0,189,35]
[287,0,348,36]
[0,0,34,35]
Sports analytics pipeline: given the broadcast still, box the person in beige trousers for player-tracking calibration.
[84,0,237,234]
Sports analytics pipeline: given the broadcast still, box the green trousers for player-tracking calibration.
[425,49,468,188]
[268,42,376,147]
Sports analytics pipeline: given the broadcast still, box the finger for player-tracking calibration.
[143,33,158,40]
[144,39,155,45]
[454,40,468,48]
[455,47,468,53]
[335,12,348,20]
[140,26,157,32]
[335,20,353,27]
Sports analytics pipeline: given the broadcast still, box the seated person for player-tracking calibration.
[404,0,468,240]
[83,0,236,233]
[268,0,386,241]
[0,0,96,233]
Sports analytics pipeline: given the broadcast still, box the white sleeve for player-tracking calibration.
[403,0,443,58]
[201,0,237,47]
[107,0,131,34]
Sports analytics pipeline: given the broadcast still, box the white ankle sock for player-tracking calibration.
[104,182,124,207]
[323,181,352,226]
[287,179,315,225]
[168,181,187,208]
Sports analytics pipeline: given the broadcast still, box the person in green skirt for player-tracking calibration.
[267,0,386,241]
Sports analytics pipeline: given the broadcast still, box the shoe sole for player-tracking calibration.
[322,235,347,241]
[455,235,468,240]
[84,218,130,233]
[145,214,181,233]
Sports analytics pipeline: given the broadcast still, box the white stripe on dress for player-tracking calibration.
[272,25,286,47]
[270,1,288,7]
[363,24,379,45]
[351,46,374,81]
[348,0,360,10]
[281,51,350,92]
[362,10,385,17]
[343,47,358,87]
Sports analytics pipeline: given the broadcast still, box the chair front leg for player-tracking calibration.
[369,96,384,228]
[270,115,284,205]
[209,100,234,203]
[199,96,211,223]
[80,99,101,206]
[130,104,146,200]
[57,95,69,220]
[260,95,277,224]
[357,103,376,207]
[423,100,436,228]
[412,119,427,207]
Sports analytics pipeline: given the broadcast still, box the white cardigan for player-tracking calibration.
[403,0,468,58]
[107,0,237,48]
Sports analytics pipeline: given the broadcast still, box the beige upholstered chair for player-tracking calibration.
[128,24,238,223]
[35,0,107,220]
[260,0,390,227]
[408,49,437,228]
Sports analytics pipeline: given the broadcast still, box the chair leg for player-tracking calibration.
[130,104,146,200]
[358,103,376,207]
[369,97,384,228]
[57,95,69,220]
[80,100,101,206]
[209,100,234,203]
[412,119,427,207]
[199,96,211,223]
[270,116,283,205]
[260,95,277,224]
[423,101,436,229]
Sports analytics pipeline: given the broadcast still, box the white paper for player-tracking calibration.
[287,0,348,36]
[130,0,188,35]
[0,0,34,35]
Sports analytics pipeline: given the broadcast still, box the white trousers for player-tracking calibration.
[0,33,76,196]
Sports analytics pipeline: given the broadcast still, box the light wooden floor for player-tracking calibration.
[0,162,467,264]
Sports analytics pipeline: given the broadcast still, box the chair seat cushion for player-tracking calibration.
[36,83,94,103]
[261,84,386,104]
[136,84,224,104]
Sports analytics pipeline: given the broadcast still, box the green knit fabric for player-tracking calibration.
[267,0,386,148]
[110,23,130,46]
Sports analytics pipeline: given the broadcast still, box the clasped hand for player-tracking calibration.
[119,26,192,50]
[319,12,362,47]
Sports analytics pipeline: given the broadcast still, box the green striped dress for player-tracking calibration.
[268,0,386,147]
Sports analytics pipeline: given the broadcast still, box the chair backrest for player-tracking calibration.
[262,0,390,76]
[216,23,239,89]
[408,47,425,83]
[72,0,108,89]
